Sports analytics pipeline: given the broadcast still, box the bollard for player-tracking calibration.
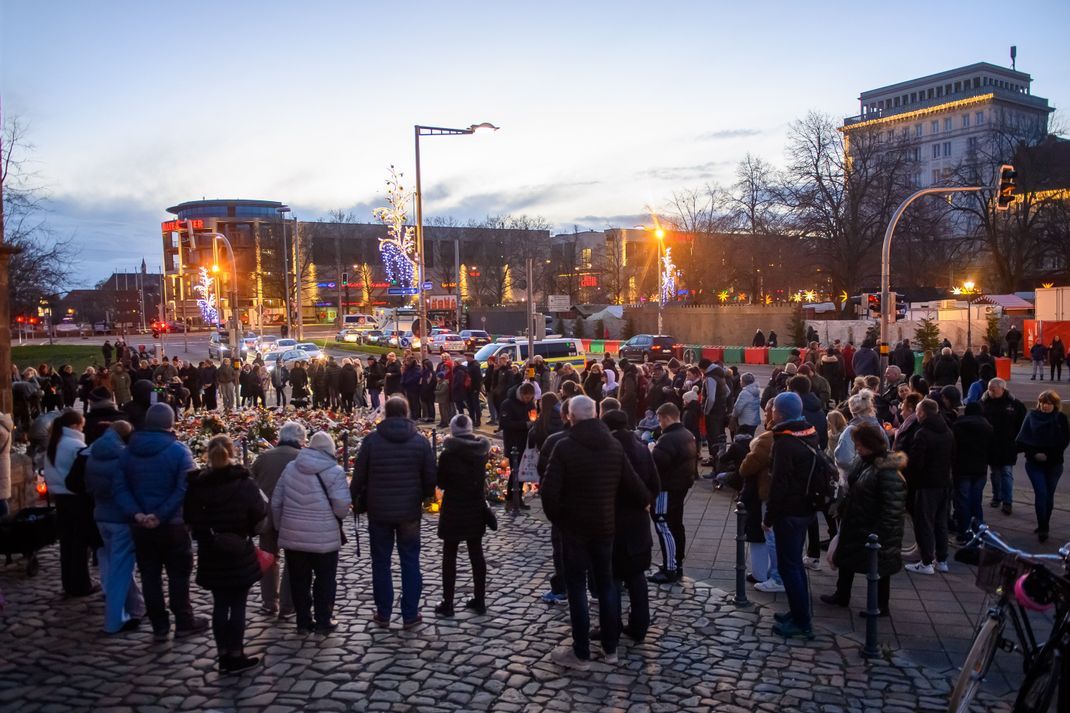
[341,430,349,474]
[510,446,521,515]
[432,429,438,452]
[861,533,881,659]
[728,499,751,607]
[241,437,249,467]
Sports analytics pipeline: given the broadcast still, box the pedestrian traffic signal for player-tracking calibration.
[995,164,1017,211]
[341,272,348,287]
[895,294,908,321]
[867,293,880,317]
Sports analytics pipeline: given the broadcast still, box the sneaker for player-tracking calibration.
[152,627,170,643]
[905,562,935,575]
[551,646,591,671]
[175,617,210,638]
[603,649,619,664]
[648,569,681,585]
[773,611,793,624]
[857,609,890,619]
[754,579,786,593]
[1001,503,1013,516]
[222,655,260,675]
[371,613,390,628]
[313,620,338,634]
[772,620,814,640]
[259,604,279,616]
[803,556,821,571]
[296,623,314,635]
[934,561,950,573]
[621,625,645,644]
[990,498,1001,508]
[402,615,423,630]
[541,591,568,605]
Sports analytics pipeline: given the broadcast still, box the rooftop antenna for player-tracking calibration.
[1010,45,1017,71]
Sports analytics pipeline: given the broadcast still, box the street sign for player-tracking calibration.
[387,287,419,296]
[547,294,570,312]
[422,281,433,290]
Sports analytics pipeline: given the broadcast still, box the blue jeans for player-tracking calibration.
[989,464,1014,505]
[368,519,422,621]
[773,514,814,630]
[1026,461,1063,533]
[561,532,619,660]
[97,521,145,633]
[1032,360,1044,379]
[954,476,986,537]
[764,528,782,585]
[369,388,381,410]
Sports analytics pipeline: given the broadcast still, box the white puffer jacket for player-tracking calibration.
[271,447,351,553]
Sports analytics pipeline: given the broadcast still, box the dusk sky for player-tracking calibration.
[2,0,1068,285]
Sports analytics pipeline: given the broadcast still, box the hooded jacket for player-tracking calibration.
[891,342,915,377]
[608,422,659,571]
[652,422,698,492]
[800,392,829,450]
[764,419,821,526]
[906,414,955,490]
[541,418,651,538]
[115,429,196,524]
[834,452,907,576]
[272,447,350,553]
[436,435,491,542]
[351,417,436,524]
[732,382,762,429]
[186,464,268,590]
[85,428,129,523]
[123,379,155,430]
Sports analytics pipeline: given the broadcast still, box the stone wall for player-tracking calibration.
[805,319,992,350]
[624,304,795,345]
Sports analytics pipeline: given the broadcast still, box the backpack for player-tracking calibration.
[800,440,837,512]
[64,446,91,494]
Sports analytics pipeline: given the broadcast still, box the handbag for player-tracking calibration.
[255,546,276,574]
[483,502,498,531]
[516,446,540,483]
[314,468,348,546]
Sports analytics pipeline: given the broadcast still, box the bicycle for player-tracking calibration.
[947,524,1070,713]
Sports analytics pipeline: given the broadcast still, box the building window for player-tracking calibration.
[931,120,939,133]
[954,81,962,93]
[932,143,941,159]
[967,137,978,152]
[915,124,923,137]
[962,114,970,128]
[932,169,942,184]
[936,86,944,97]
[910,92,917,103]
[913,147,922,161]
[943,141,952,157]
[976,111,984,125]
[580,247,592,269]
[944,118,952,131]
[893,96,900,107]
[974,77,981,88]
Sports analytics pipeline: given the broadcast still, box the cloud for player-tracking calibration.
[697,128,763,140]
[638,160,733,182]
[566,213,650,230]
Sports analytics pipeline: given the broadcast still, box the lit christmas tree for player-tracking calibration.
[193,266,219,324]
[372,166,417,290]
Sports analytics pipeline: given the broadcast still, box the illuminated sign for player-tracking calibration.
[161,219,204,232]
[579,275,598,288]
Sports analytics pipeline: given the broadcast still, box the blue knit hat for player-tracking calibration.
[772,392,804,421]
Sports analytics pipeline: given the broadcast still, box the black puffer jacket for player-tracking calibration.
[981,391,1027,466]
[764,419,821,527]
[436,435,490,542]
[339,364,359,396]
[184,464,267,591]
[541,418,651,538]
[906,414,955,489]
[351,417,436,524]
[652,422,697,492]
[931,354,960,387]
[951,412,993,479]
[607,418,660,573]
[834,452,907,577]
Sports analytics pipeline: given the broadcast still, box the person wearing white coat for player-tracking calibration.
[43,409,99,596]
[271,431,351,634]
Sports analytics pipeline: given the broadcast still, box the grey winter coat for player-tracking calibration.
[271,447,351,553]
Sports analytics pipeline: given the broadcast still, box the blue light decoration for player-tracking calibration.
[372,166,417,291]
[193,266,218,324]
[660,247,676,306]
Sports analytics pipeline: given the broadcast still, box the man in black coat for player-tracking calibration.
[382,352,402,397]
[931,347,960,387]
[499,382,537,509]
[351,397,437,628]
[84,387,128,444]
[891,340,915,377]
[464,354,484,427]
[198,360,218,411]
[905,398,955,574]
[980,378,1026,514]
[602,409,659,643]
[537,397,572,604]
[649,402,697,584]
[542,395,650,670]
[1005,327,1021,362]
[951,402,993,543]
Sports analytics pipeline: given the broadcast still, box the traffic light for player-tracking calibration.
[895,293,908,321]
[866,293,880,317]
[995,164,1017,211]
[341,272,348,287]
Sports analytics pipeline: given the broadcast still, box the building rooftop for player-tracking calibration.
[859,62,1030,101]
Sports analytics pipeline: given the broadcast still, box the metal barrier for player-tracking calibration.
[728,500,751,607]
[861,533,881,658]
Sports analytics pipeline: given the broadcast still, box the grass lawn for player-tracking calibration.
[12,345,105,373]
[326,341,394,356]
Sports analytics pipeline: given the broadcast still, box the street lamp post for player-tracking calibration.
[277,206,293,338]
[655,228,666,334]
[203,232,241,360]
[414,122,498,359]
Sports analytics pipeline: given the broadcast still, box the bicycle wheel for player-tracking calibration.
[1013,644,1059,713]
[948,616,1003,713]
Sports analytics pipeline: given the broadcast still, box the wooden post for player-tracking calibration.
[0,246,22,415]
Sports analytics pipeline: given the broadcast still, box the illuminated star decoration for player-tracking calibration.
[790,291,803,303]
[372,166,417,290]
[660,247,676,306]
[718,290,730,303]
[804,290,817,303]
[951,287,962,295]
[1042,282,1054,289]
[193,266,218,324]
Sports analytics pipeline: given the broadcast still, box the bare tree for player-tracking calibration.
[599,230,628,304]
[663,186,727,303]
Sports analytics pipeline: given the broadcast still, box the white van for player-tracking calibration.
[341,313,379,329]
[473,338,586,372]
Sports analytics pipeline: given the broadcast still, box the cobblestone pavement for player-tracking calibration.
[0,503,1013,713]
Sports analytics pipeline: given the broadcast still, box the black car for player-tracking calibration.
[619,334,676,362]
[459,329,491,350]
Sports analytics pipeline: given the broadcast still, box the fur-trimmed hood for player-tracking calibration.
[873,451,908,472]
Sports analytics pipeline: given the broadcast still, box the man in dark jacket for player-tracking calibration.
[891,340,915,377]
[951,402,993,543]
[123,379,156,431]
[537,397,572,604]
[649,402,697,584]
[980,378,1026,514]
[351,397,436,628]
[198,360,218,411]
[763,392,821,639]
[542,395,650,670]
[851,341,880,378]
[465,354,483,426]
[325,357,342,410]
[1005,326,1022,362]
[250,421,306,616]
[644,363,672,413]
[905,398,955,575]
[602,409,659,643]
[931,347,960,387]
[499,382,537,508]
[788,376,828,450]
[85,387,127,444]
[875,366,904,425]
[364,356,383,409]
[701,361,729,461]
[114,403,206,641]
[382,352,402,396]
[450,358,471,418]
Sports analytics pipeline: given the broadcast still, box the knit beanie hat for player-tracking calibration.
[772,392,804,421]
[449,413,473,437]
[88,386,113,403]
[309,431,335,457]
[144,403,175,431]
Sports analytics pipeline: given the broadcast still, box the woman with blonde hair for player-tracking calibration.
[184,435,267,674]
[826,410,848,461]
[834,390,888,477]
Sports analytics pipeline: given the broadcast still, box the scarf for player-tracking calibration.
[1016,409,1068,450]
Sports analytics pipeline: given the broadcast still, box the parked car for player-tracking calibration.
[336,328,363,343]
[429,333,466,354]
[267,348,313,372]
[53,321,85,335]
[474,338,586,372]
[459,329,491,350]
[166,321,188,333]
[92,322,113,335]
[295,342,325,362]
[275,338,298,350]
[208,331,249,361]
[360,329,384,345]
[618,334,677,362]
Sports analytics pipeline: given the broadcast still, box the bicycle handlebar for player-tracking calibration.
[968,524,1070,570]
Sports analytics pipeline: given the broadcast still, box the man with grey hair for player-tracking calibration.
[251,420,308,616]
[542,395,651,670]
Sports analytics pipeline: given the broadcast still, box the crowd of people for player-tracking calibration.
[4,329,1069,673]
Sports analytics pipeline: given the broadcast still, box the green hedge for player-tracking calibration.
[13,345,104,373]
